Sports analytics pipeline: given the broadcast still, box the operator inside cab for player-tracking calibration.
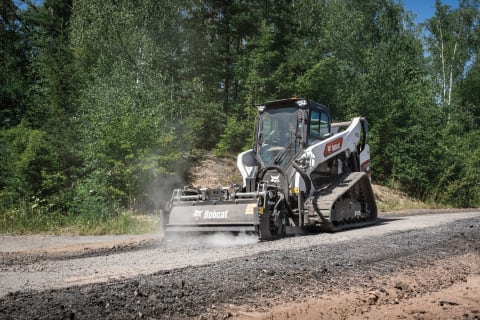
[258,106,300,167]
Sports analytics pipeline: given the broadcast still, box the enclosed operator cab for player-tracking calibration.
[255,98,331,170]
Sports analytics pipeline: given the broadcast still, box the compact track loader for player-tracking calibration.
[164,98,377,240]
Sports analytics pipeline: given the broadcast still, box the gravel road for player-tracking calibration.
[0,211,479,319]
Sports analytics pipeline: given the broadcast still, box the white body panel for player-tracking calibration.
[237,150,258,187]
[304,117,363,171]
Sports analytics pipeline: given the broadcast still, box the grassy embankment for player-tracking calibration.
[372,184,447,212]
[0,202,160,235]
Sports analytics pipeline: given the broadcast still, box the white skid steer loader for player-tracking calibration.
[164,98,377,240]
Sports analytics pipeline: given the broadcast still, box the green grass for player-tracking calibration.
[0,207,161,235]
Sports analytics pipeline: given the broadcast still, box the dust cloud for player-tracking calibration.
[163,232,258,248]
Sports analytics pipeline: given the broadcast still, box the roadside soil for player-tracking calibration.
[236,254,480,320]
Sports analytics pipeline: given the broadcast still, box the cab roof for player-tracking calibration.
[259,98,329,113]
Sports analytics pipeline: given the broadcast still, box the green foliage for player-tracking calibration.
[456,60,480,130]
[215,116,251,156]
[295,56,342,114]
[236,17,296,106]
[434,130,480,207]
[188,102,227,150]
[0,1,30,128]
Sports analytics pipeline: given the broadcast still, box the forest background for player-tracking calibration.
[1,0,479,233]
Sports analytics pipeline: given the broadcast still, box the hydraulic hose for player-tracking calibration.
[291,161,312,197]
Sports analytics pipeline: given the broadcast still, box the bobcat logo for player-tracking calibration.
[270,175,280,183]
[193,209,203,220]
[193,209,229,220]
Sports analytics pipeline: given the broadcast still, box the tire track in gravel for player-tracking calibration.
[0,237,161,266]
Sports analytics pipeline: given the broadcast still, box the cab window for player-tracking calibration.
[309,110,329,143]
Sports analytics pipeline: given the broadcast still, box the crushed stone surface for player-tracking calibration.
[0,211,479,319]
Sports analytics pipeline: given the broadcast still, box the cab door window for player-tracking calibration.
[309,110,329,144]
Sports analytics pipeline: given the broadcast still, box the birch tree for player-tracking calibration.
[425,0,479,106]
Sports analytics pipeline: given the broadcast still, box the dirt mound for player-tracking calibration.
[189,152,242,188]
